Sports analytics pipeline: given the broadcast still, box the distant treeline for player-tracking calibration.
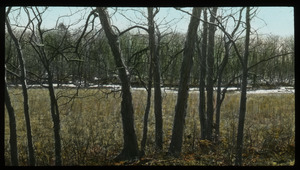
[5,28,294,88]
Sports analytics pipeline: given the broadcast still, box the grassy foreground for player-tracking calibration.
[4,88,295,166]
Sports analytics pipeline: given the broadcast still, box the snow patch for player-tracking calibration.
[9,84,294,94]
[247,86,294,94]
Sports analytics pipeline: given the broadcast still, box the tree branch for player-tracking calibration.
[175,7,218,27]
[75,9,98,53]
[247,52,293,71]
[119,25,149,36]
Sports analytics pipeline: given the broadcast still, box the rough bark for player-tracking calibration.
[5,72,19,166]
[235,7,251,166]
[198,8,208,140]
[206,7,218,141]
[168,7,201,157]
[97,7,139,161]
[148,7,163,150]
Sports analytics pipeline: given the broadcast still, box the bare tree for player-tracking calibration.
[26,7,63,165]
[148,7,163,151]
[5,7,36,166]
[141,7,164,154]
[198,8,208,140]
[214,7,244,142]
[24,7,104,165]
[97,7,139,161]
[235,7,251,166]
[4,67,19,166]
[214,35,230,142]
[168,7,202,157]
[140,46,153,156]
[206,7,218,141]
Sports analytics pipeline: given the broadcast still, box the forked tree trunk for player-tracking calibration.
[97,7,139,161]
[27,12,62,164]
[5,9,36,166]
[148,7,163,151]
[215,37,230,142]
[140,53,153,156]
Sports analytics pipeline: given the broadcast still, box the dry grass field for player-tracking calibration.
[4,88,295,166]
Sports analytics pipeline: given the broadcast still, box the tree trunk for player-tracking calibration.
[198,8,208,140]
[47,71,62,166]
[168,7,201,157]
[27,9,63,164]
[206,7,218,141]
[148,7,163,151]
[235,7,251,166]
[5,10,36,166]
[215,37,230,142]
[140,53,153,156]
[97,7,139,161]
[5,71,19,166]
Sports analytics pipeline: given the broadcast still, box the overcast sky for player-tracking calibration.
[7,7,294,37]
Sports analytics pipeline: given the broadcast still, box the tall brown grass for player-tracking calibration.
[4,88,295,165]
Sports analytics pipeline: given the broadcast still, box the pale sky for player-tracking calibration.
[7,7,294,37]
[251,7,294,37]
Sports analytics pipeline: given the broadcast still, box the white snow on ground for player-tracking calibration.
[9,84,294,94]
[61,84,77,88]
[158,86,294,94]
[132,86,295,94]
[164,86,294,94]
[247,86,294,94]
